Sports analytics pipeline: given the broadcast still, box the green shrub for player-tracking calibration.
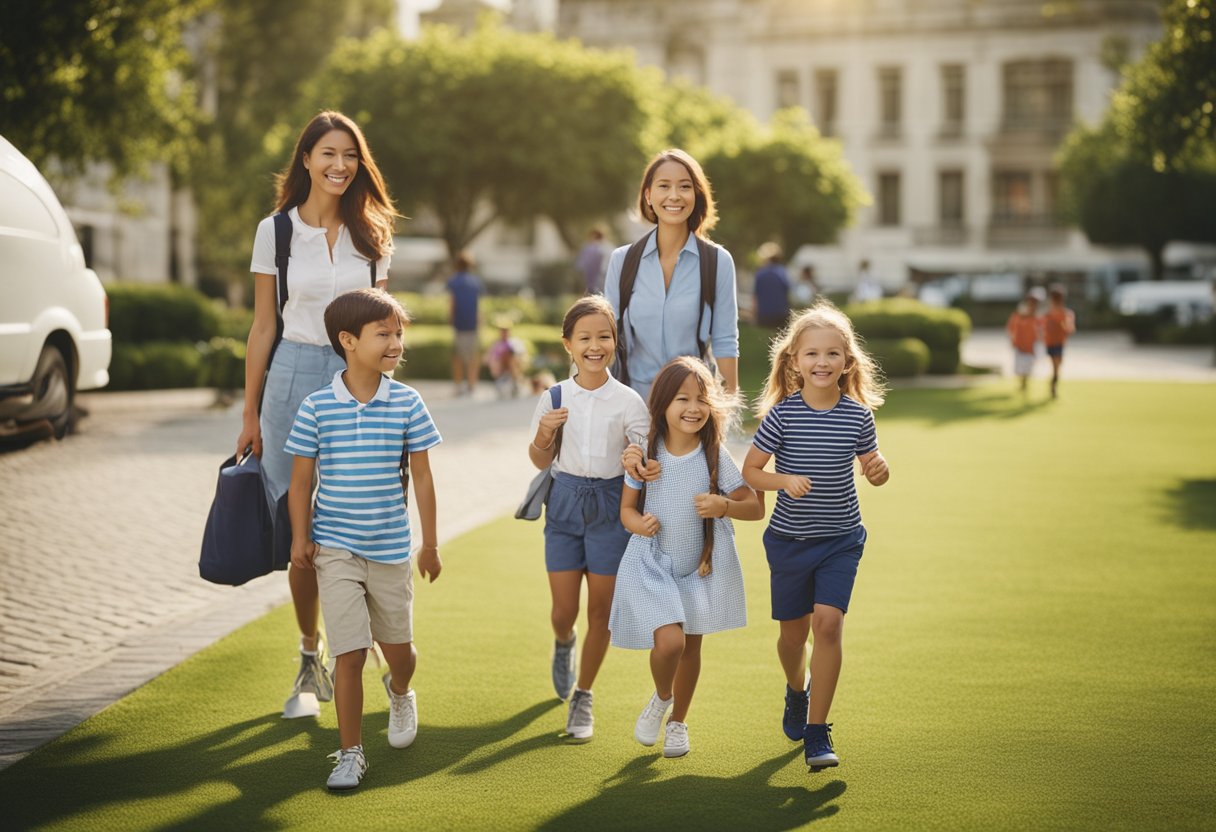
[845,298,971,374]
[1120,313,1214,345]
[106,283,223,344]
[394,324,568,382]
[864,337,930,378]
[198,337,247,391]
[107,341,204,390]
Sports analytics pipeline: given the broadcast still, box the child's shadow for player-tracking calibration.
[3,700,561,831]
[535,748,845,831]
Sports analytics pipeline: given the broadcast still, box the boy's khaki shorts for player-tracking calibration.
[315,545,414,656]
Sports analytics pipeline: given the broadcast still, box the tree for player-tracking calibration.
[1058,122,1216,279]
[1113,0,1216,170]
[0,0,201,177]
[301,21,654,256]
[701,109,867,259]
[1058,0,1216,277]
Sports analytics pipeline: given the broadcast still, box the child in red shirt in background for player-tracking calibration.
[1042,285,1076,399]
[1006,289,1042,394]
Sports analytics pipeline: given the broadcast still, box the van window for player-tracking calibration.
[0,170,58,237]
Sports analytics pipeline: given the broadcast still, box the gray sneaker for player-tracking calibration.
[283,646,335,719]
[565,689,594,741]
[326,745,367,790]
[383,674,418,749]
[552,629,577,700]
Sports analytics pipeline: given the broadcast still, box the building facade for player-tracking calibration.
[557,0,1164,290]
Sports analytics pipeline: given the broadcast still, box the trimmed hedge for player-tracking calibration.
[393,324,568,383]
[108,338,245,391]
[392,292,574,327]
[845,298,971,375]
[107,283,223,344]
[865,337,930,378]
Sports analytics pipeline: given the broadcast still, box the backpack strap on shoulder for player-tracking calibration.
[695,237,719,362]
[549,384,564,459]
[613,231,653,387]
[369,256,377,286]
[272,210,292,313]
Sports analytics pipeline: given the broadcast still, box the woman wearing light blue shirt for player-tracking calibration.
[605,149,739,402]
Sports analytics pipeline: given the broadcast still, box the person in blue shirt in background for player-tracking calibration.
[753,242,791,328]
[605,149,740,403]
[446,250,483,397]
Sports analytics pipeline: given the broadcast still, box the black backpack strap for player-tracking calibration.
[273,211,292,312]
[549,384,564,459]
[614,231,653,387]
[369,256,378,285]
[695,237,719,362]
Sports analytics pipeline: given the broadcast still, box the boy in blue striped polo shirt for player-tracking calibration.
[286,288,442,791]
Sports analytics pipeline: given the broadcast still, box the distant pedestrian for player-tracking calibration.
[286,288,441,790]
[612,357,763,759]
[236,110,398,720]
[446,251,483,397]
[792,265,819,308]
[527,295,649,741]
[605,149,740,401]
[1042,284,1076,399]
[743,301,890,774]
[849,259,882,304]
[485,317,528,399]
[753,242,792,327]
[1007,290,1043,394]
[576,227,611,294]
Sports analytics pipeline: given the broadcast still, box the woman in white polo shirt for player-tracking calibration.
[236,110,398,718]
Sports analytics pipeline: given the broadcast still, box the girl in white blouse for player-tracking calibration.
[235,111,399,719]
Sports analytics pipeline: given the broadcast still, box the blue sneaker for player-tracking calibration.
[782,683,809,741]
[804,723,839,771]
[552,629,577,700]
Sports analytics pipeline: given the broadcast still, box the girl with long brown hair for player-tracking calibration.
[610,357,763,759]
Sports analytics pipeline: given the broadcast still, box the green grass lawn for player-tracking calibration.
[3,381,1214,831]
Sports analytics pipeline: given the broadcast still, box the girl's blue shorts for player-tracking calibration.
[543,473,629,575]
[763,525,867,620]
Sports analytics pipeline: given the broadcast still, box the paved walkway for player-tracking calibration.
[0,331,1212,769]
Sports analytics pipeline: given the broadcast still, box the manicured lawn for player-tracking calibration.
[3,382,1214,831]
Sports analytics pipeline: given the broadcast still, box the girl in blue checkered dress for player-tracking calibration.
[610,357,764,758]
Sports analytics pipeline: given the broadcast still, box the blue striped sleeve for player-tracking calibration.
[403,391,442,453]
[752,404,784,456]
[285,397,319,458]
[855,407,878,455]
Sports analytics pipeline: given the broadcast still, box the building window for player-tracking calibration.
[878,67,902,138]
[941,64,964,137]
[993,171,1033,222]
[776,69,801,110]
[877,172,901,226]
[939,170,964,226]
[1002,59,1073,133]
[814,69,838,136]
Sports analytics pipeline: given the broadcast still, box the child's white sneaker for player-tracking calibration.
[634,691,673,746]
[663,720,690,758]
[326,745,367,790]
[383,674,417,749]
[565,688,594,741]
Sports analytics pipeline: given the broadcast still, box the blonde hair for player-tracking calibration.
[756,300,886,418]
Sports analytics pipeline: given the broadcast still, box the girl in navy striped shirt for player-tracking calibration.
[742,301,890,773]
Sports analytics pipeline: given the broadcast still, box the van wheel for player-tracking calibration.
[27,344,74,439]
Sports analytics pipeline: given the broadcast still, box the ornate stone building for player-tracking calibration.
[557,0,1164,289]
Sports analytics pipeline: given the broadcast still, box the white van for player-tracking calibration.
[0,136,111,438]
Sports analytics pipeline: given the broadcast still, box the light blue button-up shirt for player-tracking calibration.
[604,231,740,400]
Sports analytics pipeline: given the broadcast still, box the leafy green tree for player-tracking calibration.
[701,109,867,259]
[302,21,653,256]
[0,0,201,177]
[1058,121,1216,279]
[1113,0,1215,170]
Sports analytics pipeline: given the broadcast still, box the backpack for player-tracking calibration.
[613,229,720,388]
[265,212,399,572]
[515,385,563,521]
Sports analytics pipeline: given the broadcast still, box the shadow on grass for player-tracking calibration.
[878,387,1051,426]
[1161,479,1216,531]
[3,700,561,831]
[536,748,845,831]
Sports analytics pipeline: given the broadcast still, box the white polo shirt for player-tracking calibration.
[529,375,649,479]
[249,206,391,347]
